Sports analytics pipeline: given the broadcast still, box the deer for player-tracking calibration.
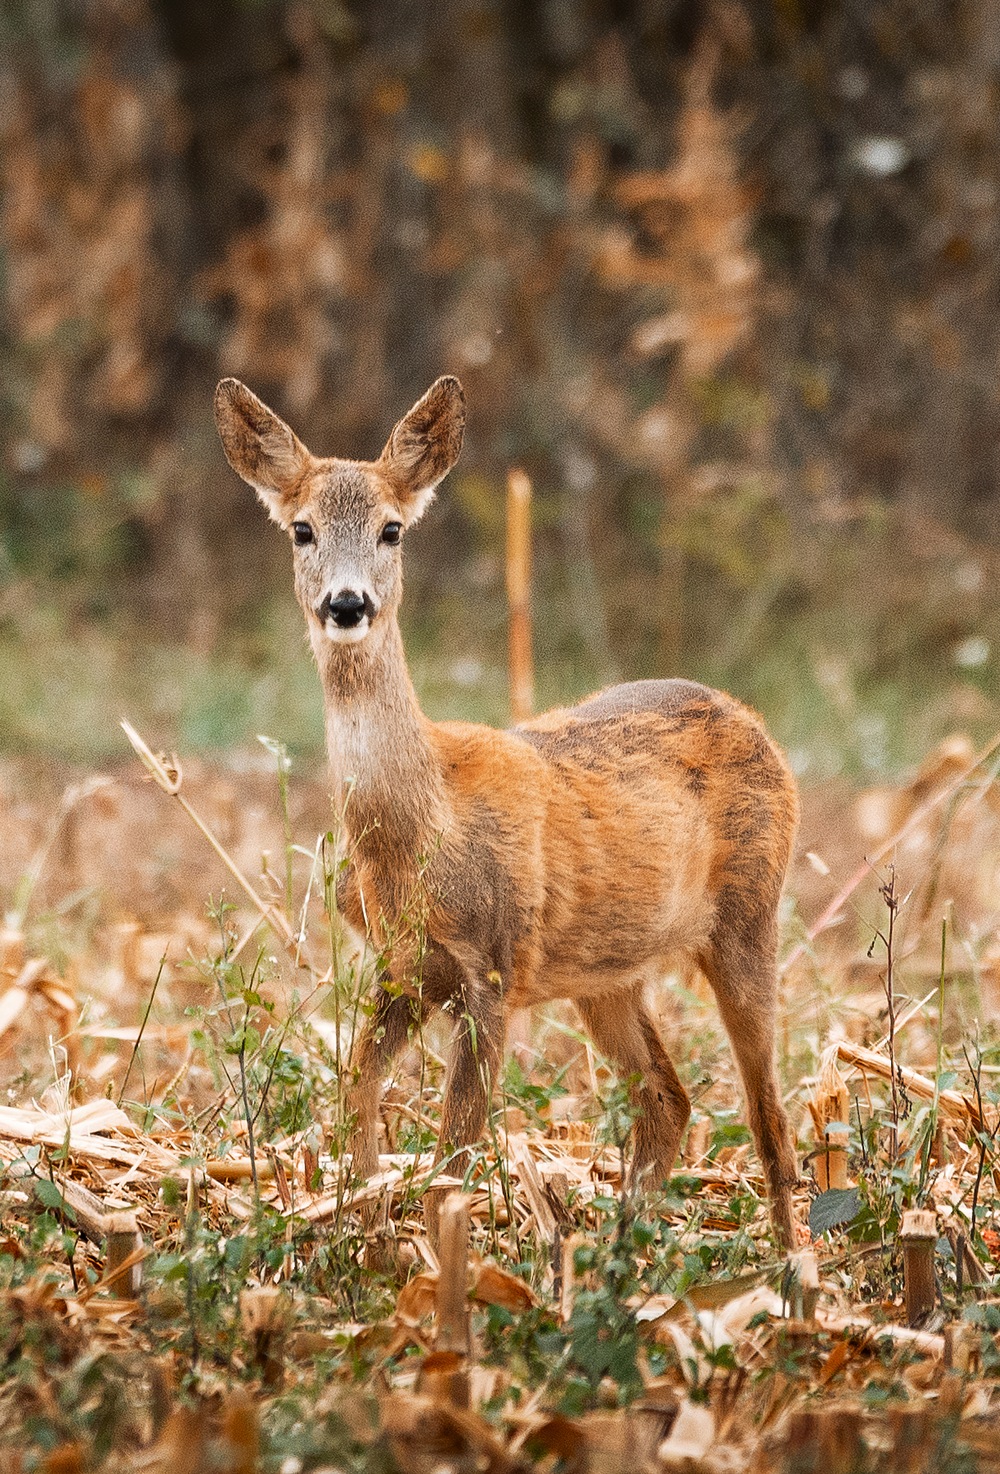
[214,373,801,1248]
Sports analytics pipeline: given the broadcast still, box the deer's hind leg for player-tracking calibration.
[700,924,798,1249]
[576,988,691,1189]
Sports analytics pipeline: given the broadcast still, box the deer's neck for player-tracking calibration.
[316,622,448,866]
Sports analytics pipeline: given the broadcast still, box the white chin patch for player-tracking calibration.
[321,620,371,644]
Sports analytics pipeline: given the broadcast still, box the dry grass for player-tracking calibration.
[3,727,1000,1470]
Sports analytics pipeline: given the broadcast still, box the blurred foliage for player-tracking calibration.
[2,0,1000,778]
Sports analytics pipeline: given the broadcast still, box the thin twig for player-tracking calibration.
[964,1034,994,1254]
[117,953,167,1108]
[120,719,298,952]
[867,865,901,1157]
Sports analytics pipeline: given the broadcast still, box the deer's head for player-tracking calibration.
[214,376,466,653]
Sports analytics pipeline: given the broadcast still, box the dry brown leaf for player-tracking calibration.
[472,1261,537,1312]
[817,1335,855,1386]
[516,1412,586,1462]
[130,1405,206,1474]
[379,1391,525,1474]
[38,1446,84,1474]
[658,1396,716,1469]
[219,1390,258,1474]
[396,1271,439,1326]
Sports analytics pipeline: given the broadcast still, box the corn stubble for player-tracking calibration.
[0,728,999,1467]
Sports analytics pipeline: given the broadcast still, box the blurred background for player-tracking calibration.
[3,0,1000,786]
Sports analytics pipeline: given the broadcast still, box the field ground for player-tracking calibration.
[3,728,1000,1471]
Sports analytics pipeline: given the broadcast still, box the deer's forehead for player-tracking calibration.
[304,460,397,522]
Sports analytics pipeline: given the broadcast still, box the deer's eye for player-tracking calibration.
[292,522,314,546]
[381,521,402,546]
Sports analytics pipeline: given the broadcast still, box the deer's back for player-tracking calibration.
[426,680,798,1008]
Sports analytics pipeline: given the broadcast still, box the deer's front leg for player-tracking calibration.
[433,966,510,1196]
[438,988,505,1164]
[345,984,421,1185]
[422,971,505,1236]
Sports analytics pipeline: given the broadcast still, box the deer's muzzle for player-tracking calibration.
[316,588,379,632]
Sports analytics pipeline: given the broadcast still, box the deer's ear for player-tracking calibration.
[378,376,465,524]
[214,378,312,524]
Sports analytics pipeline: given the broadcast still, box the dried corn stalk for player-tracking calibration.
[809,1046,850,1191]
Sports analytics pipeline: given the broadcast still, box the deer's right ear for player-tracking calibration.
[214,378,312,524]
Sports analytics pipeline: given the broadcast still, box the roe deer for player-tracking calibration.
[214,374,800,1247]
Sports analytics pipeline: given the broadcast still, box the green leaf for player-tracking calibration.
[632,1221,655,1249]
[847,1201,885,1244]
[964,1302,1000,1332]
[35,1178,71,1215]
[809,1187,861,1235]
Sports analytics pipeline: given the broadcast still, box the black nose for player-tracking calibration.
[317,589,372,629]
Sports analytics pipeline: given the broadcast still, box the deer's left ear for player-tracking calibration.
[378,376,466,525]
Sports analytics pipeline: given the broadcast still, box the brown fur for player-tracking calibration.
[214,375,800,1247]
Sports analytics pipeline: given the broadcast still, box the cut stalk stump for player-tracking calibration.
[900,1209,938,1326]
[431,1191,471,1408]
[104,1210,142,1298]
